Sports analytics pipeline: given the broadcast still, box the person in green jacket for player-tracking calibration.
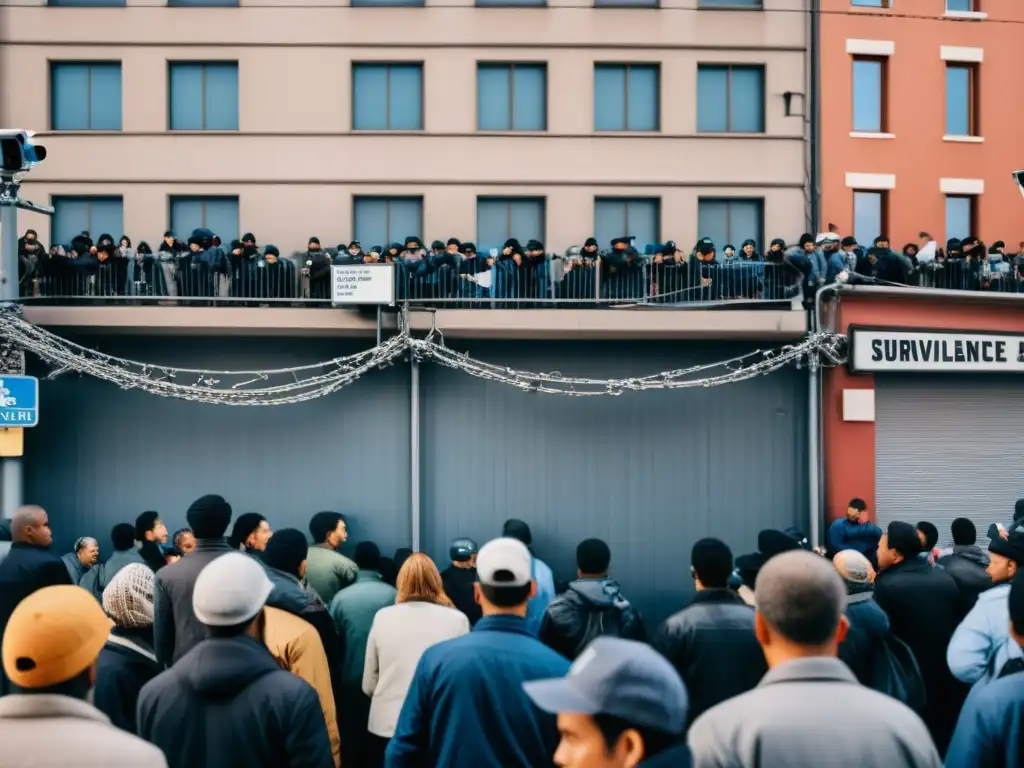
[81,524,148,599]
[328,541,397,767]
[305,511,358,604]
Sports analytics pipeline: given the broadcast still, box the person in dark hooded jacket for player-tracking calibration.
[17,229,43,294]
[833,549,894,687]
[654,538,766,728]
[138,552,334,768]
[301,237,333,299]
[539,538,645,661]
[937,518,991,614]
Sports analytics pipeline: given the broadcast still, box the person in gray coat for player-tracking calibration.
[687,551,940,768]
[153,494,234,667]
[81,524,146,599]
[61,536,98,585]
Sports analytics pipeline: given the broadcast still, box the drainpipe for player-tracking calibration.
[0,193,23,524]
[409,350,421,553]
[809,0,821,233]
[808,281,842,547]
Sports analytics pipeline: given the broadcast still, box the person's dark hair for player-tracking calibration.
[229,513,266,550]
[16,668,92,700]
[756,551,845,646]
[1010,575,1024,636]
[886,521,923,558]
[262,528,307,576]
[173,528,193,548]
[134,511,160,541]
[355,541,381,571]
[186,494,232,540]
[691,538,733,589]
[576,538,611,575]
[394,547,413,574]
[309,511,344,544]
[1015,499,1024,522]
[480,583,532,608]
[502,518,532,546]
[208,609,265,640]
[917,521,939,551]
[848,498,867,513]
[111,523,137,551]
[951,517,977,546]
[592,714,682,759]
[378,556,398,587]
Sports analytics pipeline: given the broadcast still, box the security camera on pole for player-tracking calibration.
[0,130,49,531]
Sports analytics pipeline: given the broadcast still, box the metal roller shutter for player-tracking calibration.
[875,376,1023,547]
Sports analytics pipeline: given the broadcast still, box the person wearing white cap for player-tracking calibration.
[137,552,335,768]
[386,538,571,767]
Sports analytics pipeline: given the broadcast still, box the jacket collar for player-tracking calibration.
[758,656,856,688]
[639,742,692,768]
[0,694,110,724]
[687,587,747,608]
[10,542,49,552]
[194,538,232,553]
[473,614,535,637]
[357,570,383,583]
[106,633,159,665]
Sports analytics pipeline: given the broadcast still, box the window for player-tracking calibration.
[51,197,124,245]
[169,196,240,243]
[698,0,762,7]
[593,64,659,131]
[851,0,888,6]
[50,63,122,131]
[477,64,546,131]
[476,198,545,252]
[594,199,660,250]
[48,0,125,5]
[353,197,424,247]
[169,63,239,130]
[945,196,974,240]
[852,57,885,133]
[352,64,423,131]
[696,65,765,133]
[945,64,977,137]
[852,191,886,246]
[697,199,763,250]
[946,0,976,11]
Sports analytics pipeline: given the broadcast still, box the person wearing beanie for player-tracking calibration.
[875,521,964,754]
[937,518,991,614]
[501,519,556,636]
[688,552,940,768]
[81,523,147,601]
[153,494,234,667]
[916,521,940,565]
[93,564,162,734]
[0,585,168,767]
[228,513,272,556]
[305,511,358,605]
[948,531,1024,692]
[138,553,335,768]
[732,528,804,605]
[136,510,169,574]
[60,536,99,585]
[655,537,766,727]
[258,531,342,766]
[327,541,397,766]
[990,498,1024,541]
[440,537,483,626]
[0,506,71,696]
[946,575,1024,766]
[539,538,645,661]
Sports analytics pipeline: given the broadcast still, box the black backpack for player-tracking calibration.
[869,634,927,714]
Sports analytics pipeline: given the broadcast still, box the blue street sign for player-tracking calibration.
[0,375,38,428]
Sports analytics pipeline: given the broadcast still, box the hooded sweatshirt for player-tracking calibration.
[538,578,646,660]
[137,635,335,768]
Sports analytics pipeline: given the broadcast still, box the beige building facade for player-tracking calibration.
[0,0,810,254]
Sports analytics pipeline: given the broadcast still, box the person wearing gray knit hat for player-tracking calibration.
[831,550,896,690]
[94,563,161,734]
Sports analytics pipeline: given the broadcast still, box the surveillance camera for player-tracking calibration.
[1014,170,1024,200]
[0,129,47,175]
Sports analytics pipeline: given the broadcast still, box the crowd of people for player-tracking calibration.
[1,495,1023,767]
[18,226,1024,306]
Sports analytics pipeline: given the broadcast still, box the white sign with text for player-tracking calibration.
[331,264,396,306]
[850,328,1024,373]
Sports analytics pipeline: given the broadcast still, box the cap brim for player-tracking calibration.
[523,678,601,716]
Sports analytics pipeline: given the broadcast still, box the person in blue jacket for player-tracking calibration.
[945,574,1024,767]
[827,498,883,566]
[386,537,570,768]
[502,518,556,635]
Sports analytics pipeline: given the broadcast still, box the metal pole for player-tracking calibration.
[410,354,421,553]
[0,191,23,520]
[809,0,821,233]
[808,348,821,549]
[376,305,382,348]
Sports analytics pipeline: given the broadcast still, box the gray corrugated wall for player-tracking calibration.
[419,340,808,630]
[24,336,807,630]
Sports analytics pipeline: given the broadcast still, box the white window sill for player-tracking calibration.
[943,135,984,143]
[849,131,895,140]
[942,10,987,20]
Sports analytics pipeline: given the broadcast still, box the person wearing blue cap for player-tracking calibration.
[523,637,691,767]
[440,537,482,626]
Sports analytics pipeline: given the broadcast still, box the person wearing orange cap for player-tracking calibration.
[0,585,168,767]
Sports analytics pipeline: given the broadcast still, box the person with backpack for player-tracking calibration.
[833,550,925,714]
[539,538,645,661]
